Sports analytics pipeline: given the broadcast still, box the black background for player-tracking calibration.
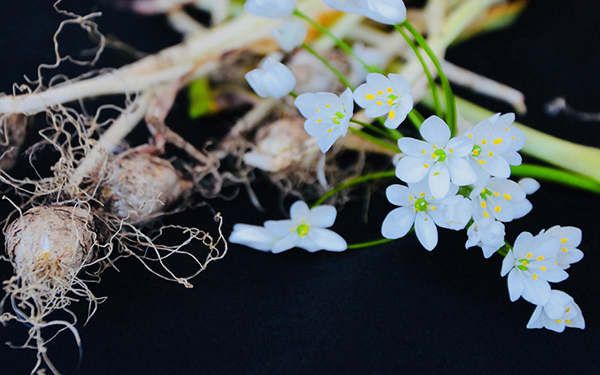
[1,0,599,374]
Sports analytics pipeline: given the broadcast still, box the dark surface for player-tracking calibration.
[0,1,599,374]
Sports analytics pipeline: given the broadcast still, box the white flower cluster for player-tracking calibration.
[381,112,584,332]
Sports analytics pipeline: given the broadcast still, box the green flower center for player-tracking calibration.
[472,145,482,157]
[480,188,493,200]
[296,223,310,237]
[517,259,529,271]
[433,149,447,162]
[333,111,345,125]
[414,198,429,212]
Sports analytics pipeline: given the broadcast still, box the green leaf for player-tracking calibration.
[188,77,215,119]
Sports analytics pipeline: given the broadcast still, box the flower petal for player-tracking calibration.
[398,138,433,157]
[447,157,477,186]
[309,227,347,251]
[272,234,300,253]
[386,184,413,207]
[317,127,343,153]
[290,201,310,221]
[264,219,294,237]
[229,224,279,251]
[396,156,430,183]
[308,205,337,228]
[381,207,415,239]
[414,211,438,251]
[428,163,450,199]
[420,116,450,147]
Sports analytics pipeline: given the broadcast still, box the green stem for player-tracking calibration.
[497,241,512,257]
[511,164,600,195]
[348,127,400,154]
[350,119,397,141]
[301,43,355,89]
[394,24,443,119]
[294,9,377,73]
[347,238,394,249]
[313,170,396,207]
[402,21,457,136]
[289,91,298,98]
[408,110,424,129]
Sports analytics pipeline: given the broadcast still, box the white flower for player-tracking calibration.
[271,19,307,52]
[245,57,296,99]
[518,177,540,195]
[244,0,295,19]
[527,290,585,333]
[295,88,354,153]
[465,113,525,179]
[545,226,584,270]
[381,180,470,251]
[501,231,569,305]
[470,177,532,223]
[229,224,280,251]
[466,219,505,258]
[354,73,413,129]
[396,116,477,198]
[229,201,347,253]
[321,0,407,25]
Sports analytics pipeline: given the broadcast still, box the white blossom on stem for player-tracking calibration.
[527,290,585,333]
[396,116,477,198]
[470,177,532,223]
[245,57,296,99]
[244,0,296,19]
[229,201,347,253]
[272,19,307,52]
[354,73,413,129]
[321,0,407,25]
[466,219,505,259]
[381,180,471,251]
[295,88,354,153]
[465,113,525,179]
[501,231,569,305]
[545,226,584,270]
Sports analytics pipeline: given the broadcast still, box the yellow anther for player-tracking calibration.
[423,164,429,169]
[449,149,454,153]
[533,274,538,280]
[484,212,490,218]
[503,194,512,200]
[421,150,426,154]
[489,151,494,157]
[566,320,572,324]
[541,266,547,271]
[376,101,383,106]
[494,192,500,196]
[387,87,393,93]
[317,119,322,123]
[481,139,487,145]
[388,100,394,106]
[537,256,544,261]
[478,160,486,165]
[327,129,333,133]
[556,319,562,323]
[494,206,501,213]
[562,247,568,252]
[526,253,533,258]
[481,202,487,208]
[493,138,503,145]
[325,104,331,108]
[365,94,375,100]
[561,238,568,243]
[377,90,383,95]
[468,134,472,138]
[389,110,395,119]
